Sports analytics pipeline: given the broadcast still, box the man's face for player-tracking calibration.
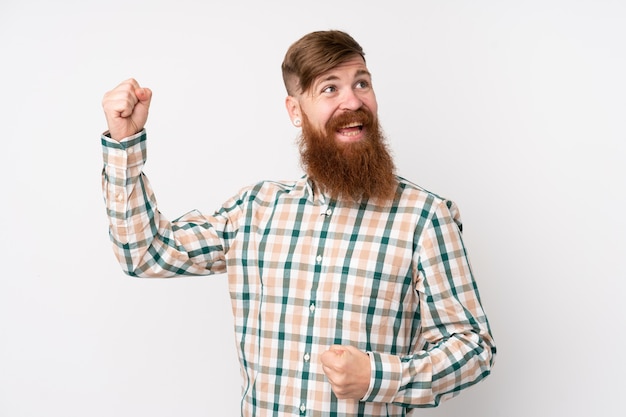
[290,56,378,143]
[287,55,396,202]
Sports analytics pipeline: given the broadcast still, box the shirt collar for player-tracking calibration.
[298,175,329,206]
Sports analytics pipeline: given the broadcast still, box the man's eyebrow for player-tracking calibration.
[316,69,372,85]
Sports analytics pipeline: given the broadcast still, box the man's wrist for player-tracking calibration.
[361,351,402,403]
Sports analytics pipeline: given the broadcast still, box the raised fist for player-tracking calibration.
[102,78,152,140]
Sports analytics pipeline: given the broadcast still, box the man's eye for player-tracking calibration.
[356,80,370,89]
[322,86,336,93]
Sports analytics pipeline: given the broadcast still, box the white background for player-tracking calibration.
[1,1,624,416]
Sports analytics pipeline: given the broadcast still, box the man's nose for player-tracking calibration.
[340,89,363,111]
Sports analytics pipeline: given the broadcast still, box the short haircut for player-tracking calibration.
[281,30,365,96]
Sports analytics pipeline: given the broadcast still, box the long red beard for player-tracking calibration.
[298,109,397,203]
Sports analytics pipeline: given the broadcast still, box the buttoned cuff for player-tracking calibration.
[362,351,402,403]
[101,129,147,168]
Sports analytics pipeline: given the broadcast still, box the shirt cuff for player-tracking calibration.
[362,351,402,403]
[101,129,147,168]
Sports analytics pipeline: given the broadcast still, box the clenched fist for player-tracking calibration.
[102,78,152,141]
[321,345,371,400]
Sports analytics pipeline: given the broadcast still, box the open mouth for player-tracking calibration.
[337,122,364,137]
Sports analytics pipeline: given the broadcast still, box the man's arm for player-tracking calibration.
[366,200,496,407]
[322,200,496,407]
[101,80,231,277]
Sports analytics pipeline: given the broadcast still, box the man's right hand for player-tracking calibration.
[102,78,152,141]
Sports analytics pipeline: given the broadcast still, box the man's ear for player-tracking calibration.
[285,95,302,126]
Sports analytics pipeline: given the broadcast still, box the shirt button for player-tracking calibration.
[309,303,316,313]
[304,353,310,362]
[326,208,332,216]
[316,255,322,263]
[300,403,306,413]
[115,192,123,202]
[127,147,134,154]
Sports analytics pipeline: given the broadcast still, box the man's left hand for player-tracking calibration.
[320,345,371,400]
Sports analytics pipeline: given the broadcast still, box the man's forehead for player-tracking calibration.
[314,58,371,83]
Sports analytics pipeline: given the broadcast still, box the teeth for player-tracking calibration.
[337,122,363,138]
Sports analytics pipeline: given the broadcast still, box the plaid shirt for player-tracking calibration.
[101,130,496,416]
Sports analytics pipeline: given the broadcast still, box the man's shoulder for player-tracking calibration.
[395,175,463,227]
[235,177,308,201]
[395,175,447,204]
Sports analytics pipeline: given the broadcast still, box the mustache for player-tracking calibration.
[326,108,374,132]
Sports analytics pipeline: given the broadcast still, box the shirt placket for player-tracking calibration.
[298,199,335,416]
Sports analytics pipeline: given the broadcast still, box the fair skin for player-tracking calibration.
[101,64,373,400]
[285,55,378,144]
[320,345,371,400]
[102,78,152,141]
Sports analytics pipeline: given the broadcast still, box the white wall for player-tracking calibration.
[1,1,624,416]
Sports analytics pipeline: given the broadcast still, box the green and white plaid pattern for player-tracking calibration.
[101,131,496,416]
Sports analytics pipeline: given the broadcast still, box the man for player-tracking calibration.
[101,30,496,416]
